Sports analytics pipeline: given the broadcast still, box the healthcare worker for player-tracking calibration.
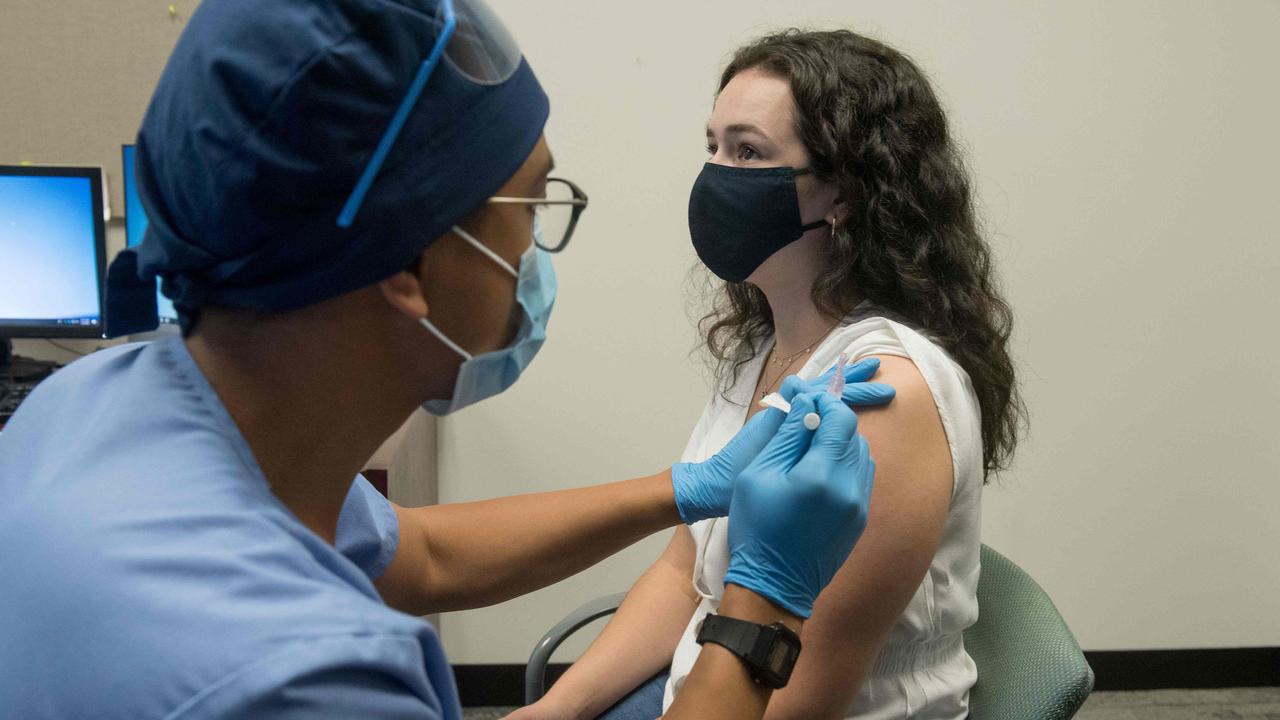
[0,1,894,718]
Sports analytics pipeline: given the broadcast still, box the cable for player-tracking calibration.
[44,340,92,357]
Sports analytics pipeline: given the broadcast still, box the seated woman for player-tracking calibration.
[511,28,1023,720]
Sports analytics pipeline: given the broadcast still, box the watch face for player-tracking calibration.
[696,615,800,689]
[767,638,798,672]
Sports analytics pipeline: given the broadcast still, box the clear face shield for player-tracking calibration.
[337,0,525,228]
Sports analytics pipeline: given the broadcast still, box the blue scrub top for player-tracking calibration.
[0,336,462,719]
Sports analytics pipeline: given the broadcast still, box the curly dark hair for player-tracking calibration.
[700,29,1025,478]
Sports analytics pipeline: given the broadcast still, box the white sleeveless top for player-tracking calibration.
[663,305,984,719]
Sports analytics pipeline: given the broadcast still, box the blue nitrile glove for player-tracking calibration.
[776,356,896,407]
[671,357,892,525]
[672,408,786,523]
[722,392,876,618]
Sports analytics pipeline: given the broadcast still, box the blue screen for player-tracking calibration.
[123,145,178,324]
[0,174,101,326]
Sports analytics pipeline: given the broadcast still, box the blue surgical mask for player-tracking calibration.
[420,221,557,416]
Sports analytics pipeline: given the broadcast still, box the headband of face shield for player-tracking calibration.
[338,0,526,228]
[105,0,549,338]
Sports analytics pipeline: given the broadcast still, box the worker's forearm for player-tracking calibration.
[664,585,803,719]
[409,470,680,613]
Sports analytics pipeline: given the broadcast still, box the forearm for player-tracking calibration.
[664,585,803,720]
[393,470,680,614]
[541,551,700,719]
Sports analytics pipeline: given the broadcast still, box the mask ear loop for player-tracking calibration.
[419,316,474,360]
[452,225,519,278]
[417,224,524,361]
[796,168,833,233]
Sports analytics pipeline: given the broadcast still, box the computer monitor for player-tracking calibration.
[0,165,107,339]
[122,145,178,325]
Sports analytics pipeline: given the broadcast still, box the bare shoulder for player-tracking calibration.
[856,354,935,414]
[853,354,952,489]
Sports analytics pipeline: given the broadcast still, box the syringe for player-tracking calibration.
[758,353,850,430]
[801,353,849,429]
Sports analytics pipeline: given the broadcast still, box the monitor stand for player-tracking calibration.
[0,338,60,383]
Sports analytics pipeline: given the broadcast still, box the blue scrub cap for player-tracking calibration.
[105,0,549,336]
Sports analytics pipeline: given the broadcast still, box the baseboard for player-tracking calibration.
[1085,647,1280,691]
[454,648,1280,707]
[453,662,569,708]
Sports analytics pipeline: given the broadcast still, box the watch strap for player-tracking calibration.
[695,613,800,689]
[698,613,762,655]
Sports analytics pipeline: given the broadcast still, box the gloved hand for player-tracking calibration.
[673,407,786,524]
[775,356,896,407]
[721,392,875,618]
[671,357,892,524]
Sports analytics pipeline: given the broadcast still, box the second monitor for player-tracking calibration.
[122,144,178,325]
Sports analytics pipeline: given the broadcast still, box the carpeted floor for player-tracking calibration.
[461,687,1280,719]
[1074,687,1280,719]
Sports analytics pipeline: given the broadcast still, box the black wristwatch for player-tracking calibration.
[695,613,802,689]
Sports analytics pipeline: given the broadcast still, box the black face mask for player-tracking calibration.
[688,162,828,283]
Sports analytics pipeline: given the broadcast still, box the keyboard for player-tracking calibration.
[0,380,39,426]
[0,355,62,427]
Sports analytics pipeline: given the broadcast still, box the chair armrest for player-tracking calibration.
[525,592,627,705]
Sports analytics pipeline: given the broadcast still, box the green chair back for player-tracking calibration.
[964,544,1094,719]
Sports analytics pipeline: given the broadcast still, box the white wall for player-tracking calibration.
[438,0,1280,663]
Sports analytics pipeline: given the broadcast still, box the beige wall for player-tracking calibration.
[0,1,198,213]
[439,0,1280,663]
[3,0,1277,665]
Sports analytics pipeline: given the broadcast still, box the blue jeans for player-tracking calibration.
[595,670,668,720]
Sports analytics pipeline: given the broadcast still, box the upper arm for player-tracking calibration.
[765,354,954,719]
[374,503,439,616]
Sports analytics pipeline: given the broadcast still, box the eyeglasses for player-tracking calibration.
[488,177,588,253]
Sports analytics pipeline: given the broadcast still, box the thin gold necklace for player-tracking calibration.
[759,319,842,399]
